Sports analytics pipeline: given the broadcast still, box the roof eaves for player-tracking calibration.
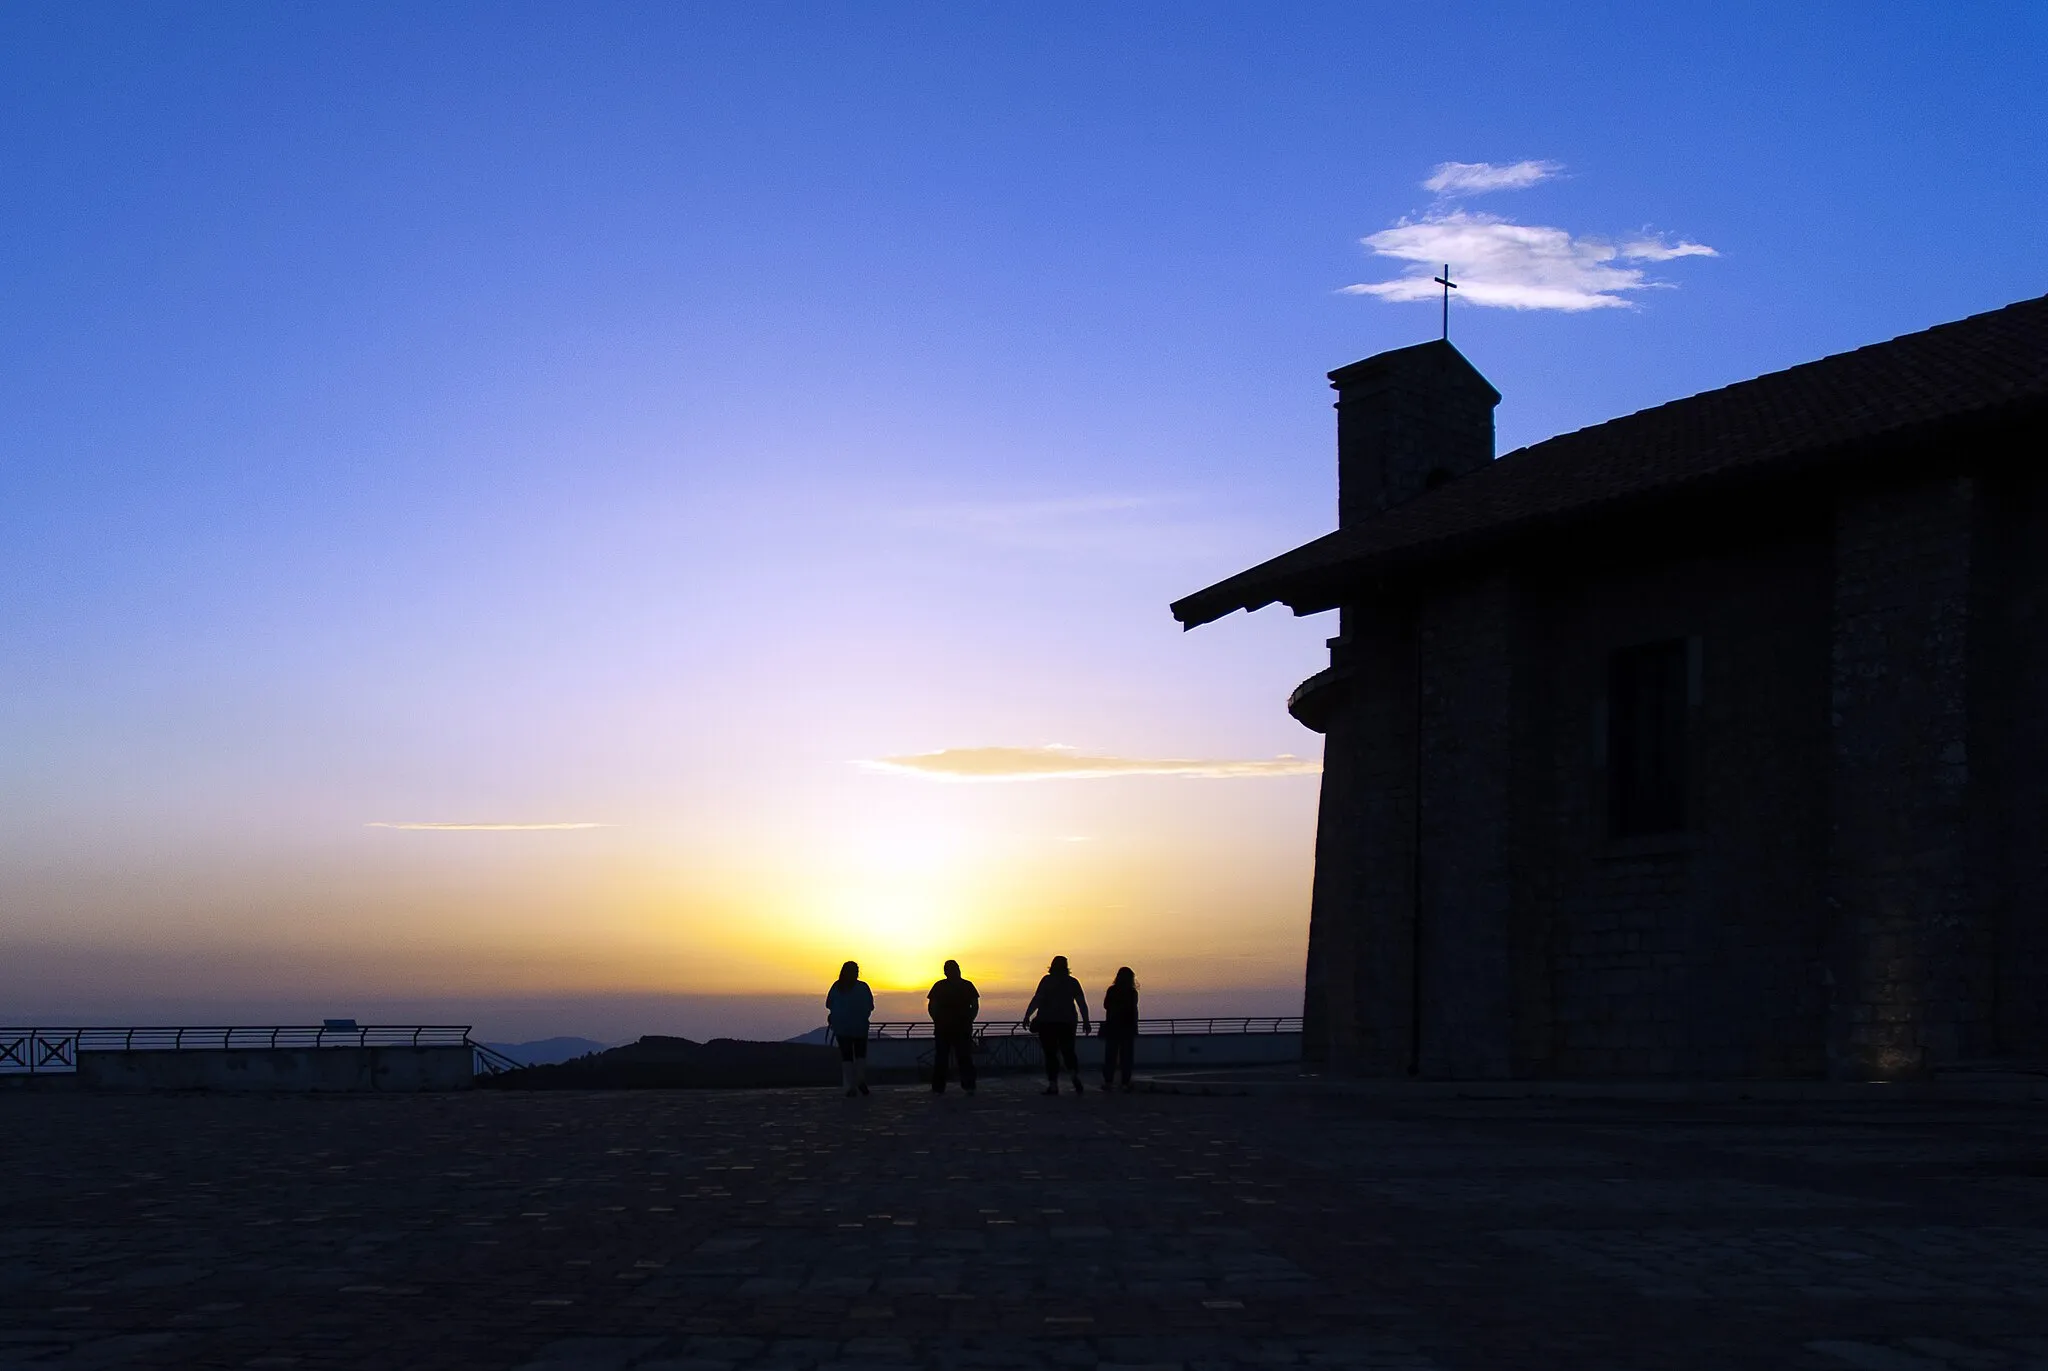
[1169,530,1348,629]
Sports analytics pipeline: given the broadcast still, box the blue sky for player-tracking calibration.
[3,3,2043,1039]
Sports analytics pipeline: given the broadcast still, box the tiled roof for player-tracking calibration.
[1174,293,2048,628]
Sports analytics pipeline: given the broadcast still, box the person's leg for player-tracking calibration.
[931,1032,949,1092]
[1101,1033,1121,1087]
[839,1037,856,1095]
[1118,1033,1136,1086]
[958,1033,977,1093]
[1039,1028,1060,1092]
[1057,1024,1082,1091]
[852,1037,869,1095]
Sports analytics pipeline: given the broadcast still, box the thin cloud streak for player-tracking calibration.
[888,492,1229,562]
[896,494,1163,528]
[1344,209,1717,312]
[1423,159,1562,196]
[865,745,1321,782]
[366,821,612,831]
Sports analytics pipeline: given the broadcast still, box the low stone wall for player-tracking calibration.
[76,1046,475,1093]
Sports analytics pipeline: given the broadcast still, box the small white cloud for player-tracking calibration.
[1423,159,1563,197]
[366,821,611,831]
[1343,210,1716,312]
[1619,237,1718,262]
[862,745,1321,782]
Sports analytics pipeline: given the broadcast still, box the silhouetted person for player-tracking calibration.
[1023,954,1089,1095]
[1101,966,1139,1092]
[826,960,873,1097]
[926,959,979,1095]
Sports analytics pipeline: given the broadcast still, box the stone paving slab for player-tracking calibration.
[2,1080,2046,1367]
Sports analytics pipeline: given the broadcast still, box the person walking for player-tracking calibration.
[826,960,874,1097]
[926,959,979,1095]
[1022,954,1089,1095]
[1101,966,1139,1092]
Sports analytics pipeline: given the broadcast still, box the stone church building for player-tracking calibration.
[1175,295,2048,1080]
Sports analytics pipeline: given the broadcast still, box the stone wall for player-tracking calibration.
[1307,498,1850,1077]
[76,1046,476,1092]
[1522,517,1835,1078]
[1303,445,2046,1079]
[1302,606,1419,1073]
[1414,573,1518,1078]
[1826,475,1982,1079]
[1977,467,2048,1059]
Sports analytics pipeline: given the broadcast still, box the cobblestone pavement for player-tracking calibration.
[3,1079,2047,1368]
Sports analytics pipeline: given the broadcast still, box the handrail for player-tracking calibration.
[468,1040,525,1075]
[5,1018,1306,1078]
[853,1016,1303,1041]
[0,1025,479,1075]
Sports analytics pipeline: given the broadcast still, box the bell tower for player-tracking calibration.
[1329,339,1500,528]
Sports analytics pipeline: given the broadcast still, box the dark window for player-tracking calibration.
[1607,639,1689,837]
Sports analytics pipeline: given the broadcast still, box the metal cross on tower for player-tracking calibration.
[1432,264,1457,340]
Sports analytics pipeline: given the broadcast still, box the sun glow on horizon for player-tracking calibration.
[784,817,985,989]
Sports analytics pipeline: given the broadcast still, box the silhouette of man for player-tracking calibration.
[927,959,978,1094]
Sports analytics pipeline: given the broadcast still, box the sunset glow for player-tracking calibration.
[3,5,2041,1043]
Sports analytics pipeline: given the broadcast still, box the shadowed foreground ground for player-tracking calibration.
[2,1080,2046,1369]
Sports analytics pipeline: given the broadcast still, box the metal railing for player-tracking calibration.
[0,1025,484,1076]
[858,1016,1302,1040]
[3,1018,1303,1078]
[470,1041,525,1076]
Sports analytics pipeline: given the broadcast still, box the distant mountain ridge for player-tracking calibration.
[483,1036,611,1066]
[483,1034,838,1089]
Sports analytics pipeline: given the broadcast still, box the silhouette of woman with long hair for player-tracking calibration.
[1022,954,1089,1095]
[826,960,874,1097]
[1101,966,1139,1092]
